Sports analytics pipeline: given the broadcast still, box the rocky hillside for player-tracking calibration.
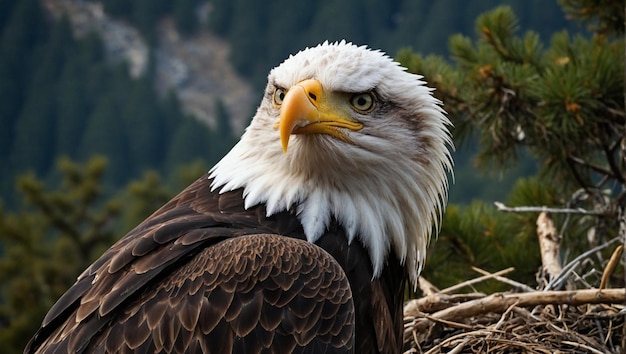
[43,0,255,133]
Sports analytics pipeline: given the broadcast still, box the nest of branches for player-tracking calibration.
[403,212,626,353]
[403,285,624,353]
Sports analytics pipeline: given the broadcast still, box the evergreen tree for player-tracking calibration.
[0,1,215,205]
[100,0,131,18]
[119,170,172,233]
[79,94,130,186]
[174,0,199,36]
[0,157,212,353]
[10,15,74,175]
[56,50,89,157]
[10,83,57,176]
[9,14,67,173]
[398,5,624,288]
[558,0,624,35]
[227,0,268,79]
[207,0,233,36]
[0,0,47,168]
[214,98,233,140]
[121,77,166,175]
[164,115,213,173]
[0,157,122,354]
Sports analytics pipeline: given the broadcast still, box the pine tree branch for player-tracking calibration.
[567,156,614,180]
[565,157,594,195]
[600,136,625,185]
[494,202,604,216]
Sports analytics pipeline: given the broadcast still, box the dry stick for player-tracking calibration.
[494,202,605,216]
[472,266,535,292]
[446,338,470,354]
[404,292,486,314]
[561,341,606,354]
[417,276,439,296]
[407,309,474,330]
[405,268,517,315]
[404,288,626,335]
[546,237,622,290]
[493,301,519,331]
[600,245,624,290]
[438,267,515,294]
[423,331,487,354]
[536,212,563,282]
[423,330,539,354]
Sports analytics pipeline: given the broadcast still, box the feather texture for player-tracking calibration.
[26,41,452,354]
[26,176,404,353]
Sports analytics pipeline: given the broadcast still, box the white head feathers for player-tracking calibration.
[210,41,453,287]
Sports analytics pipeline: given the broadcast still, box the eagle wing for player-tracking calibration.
[25,175,355,353]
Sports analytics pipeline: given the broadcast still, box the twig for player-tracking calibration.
[439,267,515,294]
[568,155,616,180]
[408,309,474,330]
[472,266,535,292]
[494,202,604,216]
[561,340,606,354]
[546,237,622,290]
[423,331,487,354]
[403,292,485,314]
[493,301,519,330]
[404,288,626,336]
[600,245,624,290]
[602,140,626,184]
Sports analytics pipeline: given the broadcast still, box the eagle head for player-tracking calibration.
[210,41,453,287]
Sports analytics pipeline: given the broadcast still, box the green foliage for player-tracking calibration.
[0,0,47,167]
[96,0,202,42]
[0,157,121,353]
[559,0,624,35]
[0,156,212,353]
[0,0,234,207]
[425,175,605,291]
[1,1,621,349]
[425,194,539,292]
[174,0,200,36]
[399,6,624,194]
[118,170,172,233]
[1,0,579,208]
[206,0,576,90]
[401,5,624,290]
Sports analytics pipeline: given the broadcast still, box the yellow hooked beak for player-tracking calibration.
[277,79,363,153]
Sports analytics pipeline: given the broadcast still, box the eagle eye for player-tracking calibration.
[349,92,376,114]
[273,87,286,106]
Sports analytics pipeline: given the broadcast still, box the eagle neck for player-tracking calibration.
[209,133,444,287]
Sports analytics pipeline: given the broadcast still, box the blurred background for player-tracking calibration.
[1,1,623,352]
[0,0,580,206]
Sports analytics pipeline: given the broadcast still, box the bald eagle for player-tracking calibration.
[25,41,452,354]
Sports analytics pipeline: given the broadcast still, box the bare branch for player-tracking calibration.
[602,141,626,185]
[569,155,615,178]
[546,236,622,290]
[600,245,624,289]
[404,288,626,337]
[471,266,535,292]
[438,267,515,294]
[494,202,605,216]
